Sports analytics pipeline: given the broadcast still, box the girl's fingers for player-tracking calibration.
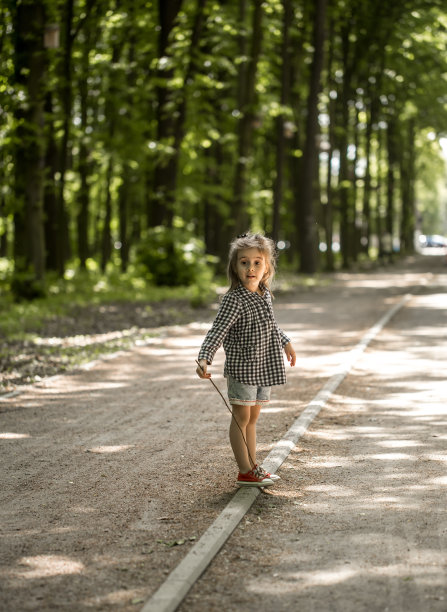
[196,366,211,378]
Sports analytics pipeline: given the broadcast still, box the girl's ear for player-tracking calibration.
[262,263,270,282]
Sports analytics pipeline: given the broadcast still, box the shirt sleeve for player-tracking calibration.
[278,327,291,347]
[198,292,241,364]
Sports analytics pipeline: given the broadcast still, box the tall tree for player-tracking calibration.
[12,0,47,289]
[56,0,74,275]
[149,0,183,227]
[297,0,327,273]
[272,0,292,243]
[232,0,263,235]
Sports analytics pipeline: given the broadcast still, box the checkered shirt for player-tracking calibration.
[198,285,291,387]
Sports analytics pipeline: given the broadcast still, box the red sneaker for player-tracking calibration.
[237,466,274,487]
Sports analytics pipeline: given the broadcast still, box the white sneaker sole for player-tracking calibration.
[237,479,274,487]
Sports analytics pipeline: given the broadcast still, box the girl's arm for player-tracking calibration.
[196,292,241,377]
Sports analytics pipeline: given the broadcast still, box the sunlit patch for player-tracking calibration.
[262,406,288,414]
[371,453,414,461]
[372,496,400,503]
[305,484,355,497]
[312,430,352,441]
[16,555,85,578]
[309,458,350,467]
[429,476,447,485]
[378,440,422,448]
[0,432,30,439]
[247,565,358,594]
[424,454,447,462]
[43,381,126,393]
[8,527,73,538]
[87,445,133,454]
[301,566,358,585]
[84,588,146,606]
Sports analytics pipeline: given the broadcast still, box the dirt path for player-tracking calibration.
[1,255,446,611]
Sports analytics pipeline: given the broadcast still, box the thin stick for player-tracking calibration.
[195,360,256,469]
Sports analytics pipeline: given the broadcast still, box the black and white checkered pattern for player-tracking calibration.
[198,285,291,387]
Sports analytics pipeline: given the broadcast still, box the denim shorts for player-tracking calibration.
[227,375,271,407]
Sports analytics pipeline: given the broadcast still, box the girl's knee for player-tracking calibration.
[248,404,261,424]
[231,404,251,426]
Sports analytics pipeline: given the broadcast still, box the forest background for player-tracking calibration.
[1,0,447,389]
[2,0,447,291]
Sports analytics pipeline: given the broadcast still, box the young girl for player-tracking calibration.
[196,232,296,487]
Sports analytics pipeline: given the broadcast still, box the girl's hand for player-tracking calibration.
[196,359,211,379]
[284,342,296,367]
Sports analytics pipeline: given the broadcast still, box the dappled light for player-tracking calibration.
[1,259,446,611]
[0,432,30,439]
[87,445,134,454]
[14,555,85,579]
[261,406,289,414]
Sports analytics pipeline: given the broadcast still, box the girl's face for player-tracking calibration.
[236,247,268,293]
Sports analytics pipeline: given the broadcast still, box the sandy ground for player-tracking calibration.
[1,254,446,611]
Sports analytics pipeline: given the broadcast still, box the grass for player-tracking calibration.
[0,257,333,391]
[0,259,219,339]
[0,259,222,390]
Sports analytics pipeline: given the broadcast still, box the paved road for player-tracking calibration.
[178,255,447,612]
[1,254,446,611]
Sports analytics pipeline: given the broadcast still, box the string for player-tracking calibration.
[195,360,256,469]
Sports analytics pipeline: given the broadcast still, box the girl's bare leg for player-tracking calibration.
[229,404,252,473]
[246,404,261,466]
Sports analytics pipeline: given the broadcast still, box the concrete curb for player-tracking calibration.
[141,292,413,612]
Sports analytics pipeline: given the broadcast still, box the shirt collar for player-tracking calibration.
[236,283,269,298]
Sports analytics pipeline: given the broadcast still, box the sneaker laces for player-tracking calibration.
[252,465,267,480]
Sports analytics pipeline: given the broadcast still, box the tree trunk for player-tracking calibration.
[324,18,335,271]
[101,158,113,272]
[77,11,92,270]
[12,0,46,286]
[385,117,397,259]
[0,195,6,257]
[118,2,138,272]
[297,0,326,274]
[118,165,130,272]
[337,23,354,270]
[100,33,121,272]
[148,0,184,228]
[43,91,60,271]
[376,126,385,259]
[56,0,74,276]
[361,96,374,255]
[232,0,263,235]
[351,104,360,262]
[400,119,415,254]
[272,0,292,243]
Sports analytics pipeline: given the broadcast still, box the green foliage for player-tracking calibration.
[2,0,447,284]
[10,272,46,302]
[136,222,218,289]
[0,256,220,338]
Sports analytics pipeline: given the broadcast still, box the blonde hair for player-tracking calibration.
[227,232,277,294]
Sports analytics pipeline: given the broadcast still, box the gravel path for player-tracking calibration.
[1,254,446,611]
